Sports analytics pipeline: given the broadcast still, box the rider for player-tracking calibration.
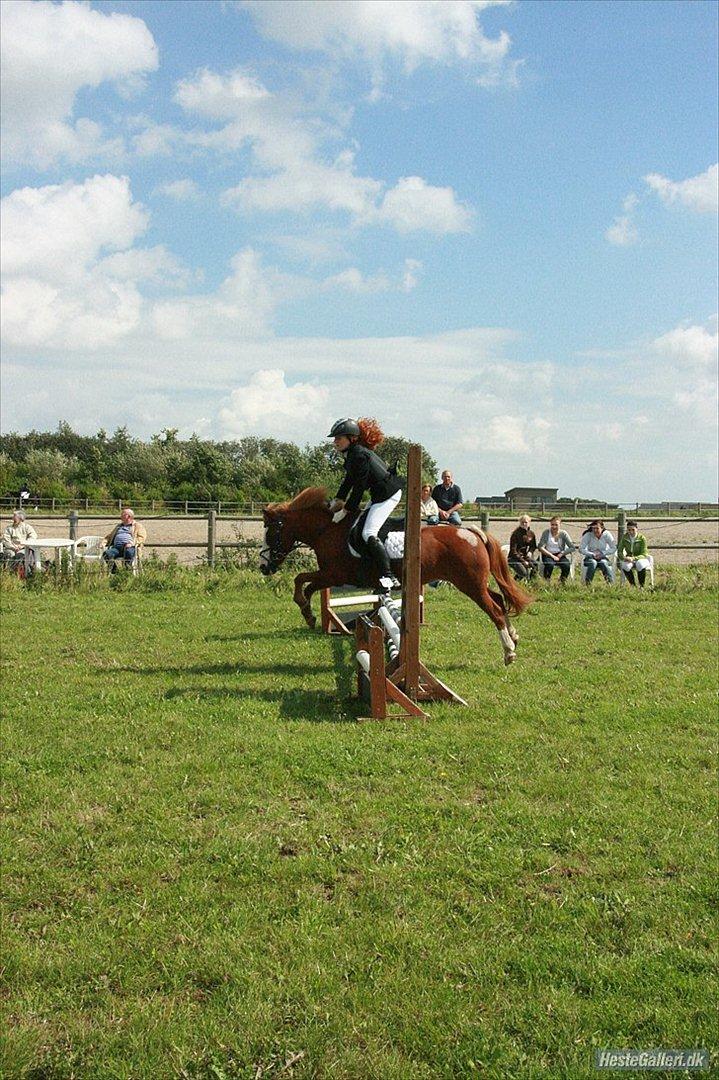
[328,417,403,594]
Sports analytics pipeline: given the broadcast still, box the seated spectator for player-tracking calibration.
[420,484,440,525]
[508,514,538,581]
[538,516,575,582]
[432,470,463,525]
[103,508,146,571]
[579,519,616,584]
[1,510,37,571]
[618,520,651,587]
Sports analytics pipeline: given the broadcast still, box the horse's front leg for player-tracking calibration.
[292,571,325,629]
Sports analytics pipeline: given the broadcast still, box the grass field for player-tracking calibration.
[2,567,717,1079]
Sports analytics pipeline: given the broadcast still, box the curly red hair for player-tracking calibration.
[357,417,384,449]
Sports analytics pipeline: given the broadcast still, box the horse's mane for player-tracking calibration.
[268,487,329,514]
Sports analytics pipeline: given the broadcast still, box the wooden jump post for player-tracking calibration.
[354,443,467,720]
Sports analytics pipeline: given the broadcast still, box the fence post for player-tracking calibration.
[217,501,221,515]
[69,511,78,541]
[151,500,155,512]
[617,510,626,552]
[480,510,490,532]
[184,500,189,514]
[207,510,216,568]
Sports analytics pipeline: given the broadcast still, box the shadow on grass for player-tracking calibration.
[110,661,336,677]
[163,684,361,723]
[204,628,313,643]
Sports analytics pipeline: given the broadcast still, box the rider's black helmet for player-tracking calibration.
[328,418,360,438]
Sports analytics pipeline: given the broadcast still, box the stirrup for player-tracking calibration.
[379,574,401,593]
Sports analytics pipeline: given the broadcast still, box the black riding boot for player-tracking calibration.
[637,568,647,587]
[366,535,400,593]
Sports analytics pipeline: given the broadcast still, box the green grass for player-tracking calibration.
[1,568,717,1079]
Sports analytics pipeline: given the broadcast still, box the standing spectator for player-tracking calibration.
[103,508,146,571]
[2,510,37,571]
[538,516,575,582]
[580,519,616,584]
[420,483,440,524]
[618,520,651,587]
[508,514,538,581]
[432,470,463,525]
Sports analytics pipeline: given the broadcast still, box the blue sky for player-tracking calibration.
[1,0,717,500]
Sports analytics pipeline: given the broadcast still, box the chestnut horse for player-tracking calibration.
[261,488,531,665]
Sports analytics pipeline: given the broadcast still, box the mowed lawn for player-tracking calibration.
[2,570,717,1079]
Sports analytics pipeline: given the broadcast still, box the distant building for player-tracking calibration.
[504,486,558,504]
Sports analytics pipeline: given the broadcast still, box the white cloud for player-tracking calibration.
[224,155,383,216]
[402,259,423,291]
[0,0,157,167]
[1,175,148,281]
[219,369,330,439]
[644,164,718,214]
[151,249,278,341]
[1,174,281,351]
[155,179,201,201]
[1,175,153,349]
[240,1,513,72]
[606,192,639,246]
[322,267,392,293]
[174,67,270,118]
[375,176,473,233]
[170,67,473,233]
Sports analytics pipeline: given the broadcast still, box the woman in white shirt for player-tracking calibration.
[579,519,616,584]
[538,516,575,582]
[420,484,440,525]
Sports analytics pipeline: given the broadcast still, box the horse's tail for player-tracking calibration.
[470,528,533,617]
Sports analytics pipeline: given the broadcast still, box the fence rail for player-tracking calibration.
[2,495,718,517]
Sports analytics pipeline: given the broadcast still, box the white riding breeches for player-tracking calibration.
[620,557,650,572]
[361,490,402,542]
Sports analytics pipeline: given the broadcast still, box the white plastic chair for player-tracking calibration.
[74,535,106,563]
[618,554,655,587]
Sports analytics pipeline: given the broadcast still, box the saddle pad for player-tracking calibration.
[384,532,405,561]
[347,530,405,561]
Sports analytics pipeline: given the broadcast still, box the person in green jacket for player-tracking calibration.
[618,520,651,586]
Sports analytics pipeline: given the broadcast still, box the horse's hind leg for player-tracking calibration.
[459,579,517,665]
[488,587,518,647]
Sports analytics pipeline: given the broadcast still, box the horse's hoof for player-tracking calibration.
[504,652,516,666]
[305,615,317,630]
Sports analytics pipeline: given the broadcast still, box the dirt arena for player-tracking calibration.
[3,512,717,567]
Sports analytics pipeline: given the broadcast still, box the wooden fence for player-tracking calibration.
[1,510,715,568]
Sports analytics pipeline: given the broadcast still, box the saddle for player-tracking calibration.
[348,510,406,561]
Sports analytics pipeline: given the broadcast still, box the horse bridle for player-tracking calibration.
[262,507,334,573]
[262,514,302,571]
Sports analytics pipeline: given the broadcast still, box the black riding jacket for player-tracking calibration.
[335,443,403,513]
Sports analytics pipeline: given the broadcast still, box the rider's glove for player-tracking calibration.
[332,509,348,524]
[328,498,344,513]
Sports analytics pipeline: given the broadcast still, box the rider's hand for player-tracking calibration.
[328,498,344,513]
[332,509,347,524]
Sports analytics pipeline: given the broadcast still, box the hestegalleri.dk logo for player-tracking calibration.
[594,1048,709,1071]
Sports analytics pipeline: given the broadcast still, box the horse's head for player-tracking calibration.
[260,487,331,575]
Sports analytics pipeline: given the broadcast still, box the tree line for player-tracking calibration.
[0,423,438,504]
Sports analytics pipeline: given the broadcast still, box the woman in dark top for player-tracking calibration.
[328,417,403,594]
[508,514,538,581]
